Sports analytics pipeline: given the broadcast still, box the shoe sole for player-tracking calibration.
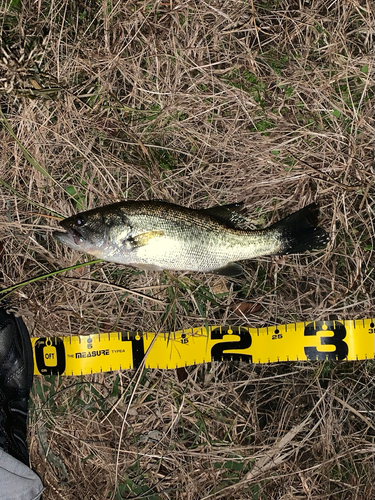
[0,310,34,390]
[14,315,34,390]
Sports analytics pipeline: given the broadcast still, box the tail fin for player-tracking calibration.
[270,203,330,255]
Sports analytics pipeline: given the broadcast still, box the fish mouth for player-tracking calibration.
[53,227,84,246]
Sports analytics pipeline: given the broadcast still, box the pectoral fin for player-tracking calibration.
[124,230,164,249]
[211,262,243,277]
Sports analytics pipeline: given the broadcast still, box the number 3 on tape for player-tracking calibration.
[304,321,349,361]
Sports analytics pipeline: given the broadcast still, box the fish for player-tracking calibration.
[53,200,330,276]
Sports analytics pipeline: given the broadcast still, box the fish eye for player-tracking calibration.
[75,214,87,226]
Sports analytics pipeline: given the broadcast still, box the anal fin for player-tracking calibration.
[211,262,243,277]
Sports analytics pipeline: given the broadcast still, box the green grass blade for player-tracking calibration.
[0,260,102,301]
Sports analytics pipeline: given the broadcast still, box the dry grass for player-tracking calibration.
[1,0,374,498]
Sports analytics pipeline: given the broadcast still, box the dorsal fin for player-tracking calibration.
[201,203,248,228]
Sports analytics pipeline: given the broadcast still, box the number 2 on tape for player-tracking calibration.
[210,326,252,362]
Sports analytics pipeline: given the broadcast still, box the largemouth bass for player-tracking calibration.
[53,201,329,276]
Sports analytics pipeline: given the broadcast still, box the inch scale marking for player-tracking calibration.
[31,318,375,376]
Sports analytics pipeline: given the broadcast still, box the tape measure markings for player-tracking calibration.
[31,318,375,376]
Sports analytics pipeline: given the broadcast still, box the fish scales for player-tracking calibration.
[113,202,280,269]
[53,200,329,276]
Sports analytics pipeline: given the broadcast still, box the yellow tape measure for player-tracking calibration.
[31,318,375,376]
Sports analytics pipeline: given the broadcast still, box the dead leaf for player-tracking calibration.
[231,301,261,317]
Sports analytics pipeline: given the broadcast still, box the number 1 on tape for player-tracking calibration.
[31,318,375,376]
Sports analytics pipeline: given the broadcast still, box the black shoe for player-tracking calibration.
[0,309,33,466]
